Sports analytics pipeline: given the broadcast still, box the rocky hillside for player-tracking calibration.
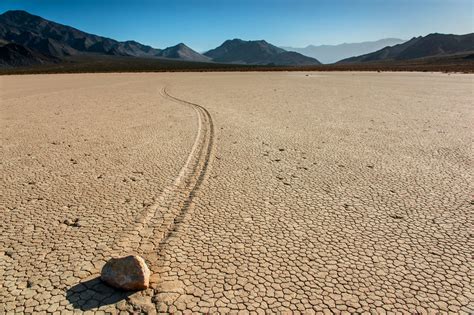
[205,39,321,66]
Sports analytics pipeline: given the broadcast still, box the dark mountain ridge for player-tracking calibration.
[0,10,161,58]
[338,33,474,63]
[204,39,321,65]
[0,41,58,67]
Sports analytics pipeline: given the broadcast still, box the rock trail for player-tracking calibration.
[113,86,216,311]
[108,84,215,276]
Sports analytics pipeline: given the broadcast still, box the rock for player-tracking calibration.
[63,218,81,227]
[4,249,14,257]
[101,255,150,290]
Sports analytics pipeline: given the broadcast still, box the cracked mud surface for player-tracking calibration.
[1,72,473,314]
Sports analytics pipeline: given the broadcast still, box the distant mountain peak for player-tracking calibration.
[205,39,320,66]
[1,10,44,22]
[3,9,34,16]
[156,43,210,62]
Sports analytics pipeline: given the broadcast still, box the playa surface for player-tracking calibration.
[1,72,472,314]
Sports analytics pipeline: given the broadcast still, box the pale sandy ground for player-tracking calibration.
[0,72,473,314]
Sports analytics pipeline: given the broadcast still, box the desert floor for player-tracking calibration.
[1,72,472,314]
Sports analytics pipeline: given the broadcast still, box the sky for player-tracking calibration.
[0,0,473,51]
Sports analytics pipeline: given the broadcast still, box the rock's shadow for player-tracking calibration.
[66,276,132,310]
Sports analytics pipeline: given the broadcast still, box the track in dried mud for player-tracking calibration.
[111,86,215,270]
[153,87,215,252]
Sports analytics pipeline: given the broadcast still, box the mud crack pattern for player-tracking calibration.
[1,72,473,314]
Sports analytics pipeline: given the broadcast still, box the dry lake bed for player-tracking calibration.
[1,72,473,314]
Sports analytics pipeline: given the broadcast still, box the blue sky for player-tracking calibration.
[1,0,472,51]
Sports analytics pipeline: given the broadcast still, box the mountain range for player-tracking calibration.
[281,38,406,64]
[0,10,320,67]
[338,33,474,63]
[0,10,160,58]
[0,10,473,70]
